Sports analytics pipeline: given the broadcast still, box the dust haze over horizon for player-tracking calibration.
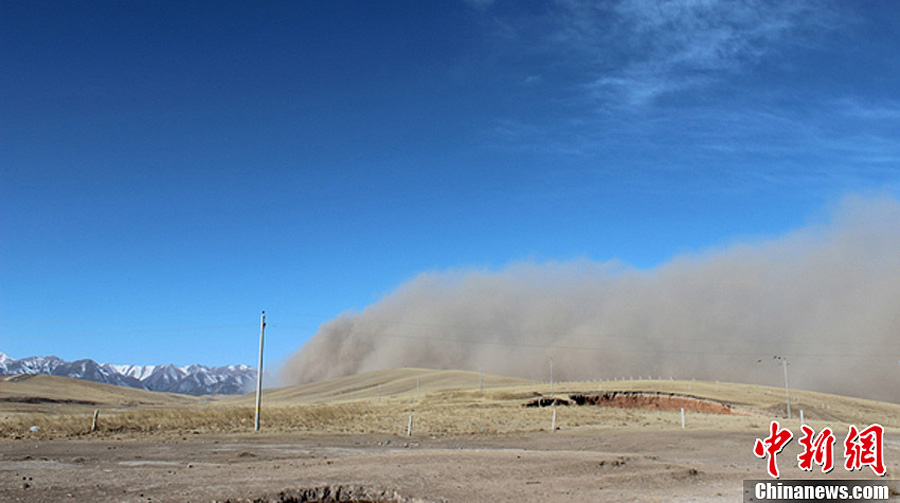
[283,194,900,402]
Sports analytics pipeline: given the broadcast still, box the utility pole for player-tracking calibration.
[550,357,554,397]
[254,310,266,431]
[781,358,791,420]
[549,358,557,432]
[770,355,791,420]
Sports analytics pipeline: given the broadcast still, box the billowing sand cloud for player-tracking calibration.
[283,194,900,401]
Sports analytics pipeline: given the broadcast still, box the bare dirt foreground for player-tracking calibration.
[4,372,900,502]
[2,428,897,503]
[1,430,748,502]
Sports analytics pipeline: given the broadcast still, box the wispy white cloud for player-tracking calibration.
[835,98,900,121]
[586,72,711,107]
[472,2,899,195]
[550,0,835,105]
[484,97,900,195]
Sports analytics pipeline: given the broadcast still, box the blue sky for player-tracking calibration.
[2,0,899,368]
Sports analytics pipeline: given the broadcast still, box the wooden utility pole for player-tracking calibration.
[549,358,554,397]
[254,310,266,431]
[782,358,791,420]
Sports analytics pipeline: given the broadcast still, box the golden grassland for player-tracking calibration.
[2,368,899,440]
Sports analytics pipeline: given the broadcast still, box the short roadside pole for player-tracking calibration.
[91,409,100,433]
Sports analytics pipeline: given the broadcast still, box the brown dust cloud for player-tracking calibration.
[283,194,900,402]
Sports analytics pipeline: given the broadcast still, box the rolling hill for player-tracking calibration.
[226,367,535,405]
[0,374,200,413]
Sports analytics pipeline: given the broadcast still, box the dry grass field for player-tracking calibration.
[2,369,900,502]
[4,368,900,439]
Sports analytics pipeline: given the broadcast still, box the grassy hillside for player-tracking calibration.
[224,367,534,405]
[0,374,199,413]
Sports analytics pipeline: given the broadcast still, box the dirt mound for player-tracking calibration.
[523,397,571,407]
[569,391,734,415]
[0,396,99,405]
[219,485,427,503]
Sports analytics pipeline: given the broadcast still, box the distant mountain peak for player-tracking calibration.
[0,353,255,395]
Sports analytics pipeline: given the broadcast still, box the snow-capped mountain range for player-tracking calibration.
[0,352,256,395]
